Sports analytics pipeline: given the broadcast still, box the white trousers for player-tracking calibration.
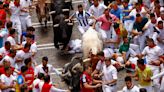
[99,26,117,48]
[124,20,134,36]
[160,76,164,92]
[102,85,117,92]
[128,57,138,65]
[148,31,158,44]
[158,43,164,51]
[78,25,89,35]
[95,22,101,32]
[129,44,140,56]
[152,68,160,92]
[124,44,140,61]
[20,15,32,32]
[10,16,22,44]
[148,66,160,92]
[99,26,116,40]
[151,70,164,92]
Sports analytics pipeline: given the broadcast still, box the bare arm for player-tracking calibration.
[83,83,101,89]
[0,82,15,90]
[131,29,142,36]
[91,69,99,77]
[93,79,102,84]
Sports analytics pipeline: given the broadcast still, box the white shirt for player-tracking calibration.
[142,46,163,68]
[0,47,10,58]
[20,0,31,15]
[88,4,107,17]
[96,60,105,72]
[9,1,21,17]
[72,11,90,27]
[144,20,157,37]
[34,64,60,76]
[129,7,146,19]
[102,65,117,83]
[15,50,32,69]
[157,28,164,40]
[0,55,15,67]
[0,74,15,92]
[103,48,114,58]
[122,85,139,92]
[142,0,151,8]
[151,63,164,80]
[6,36,16,46]
[33,78,42,92]
[22,41,37,53]
[129,0,138,5]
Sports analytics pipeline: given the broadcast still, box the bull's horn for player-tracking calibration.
[67,23,73,25]
[62,9,70,12]
[49,11,56,15]
[53,24,59,27]
[83,58,91,62]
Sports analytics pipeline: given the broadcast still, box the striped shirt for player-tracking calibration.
[71,11,91,27]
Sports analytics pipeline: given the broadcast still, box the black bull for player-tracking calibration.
[61,56,83,92]
[50,0,73,50]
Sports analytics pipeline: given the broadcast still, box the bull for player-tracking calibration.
[35,0,50,27]
[82,27,103,59]
[50,0,73,50]
[61,56,83,92]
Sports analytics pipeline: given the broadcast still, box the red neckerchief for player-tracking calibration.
[8,34,14,38]
[14,1,20,7]
[7,53,12,57]
[149,44,156,48]
[31,40,34,44]
[5,72,11,77]
[136,6,142,12]
[100,59,104,63]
